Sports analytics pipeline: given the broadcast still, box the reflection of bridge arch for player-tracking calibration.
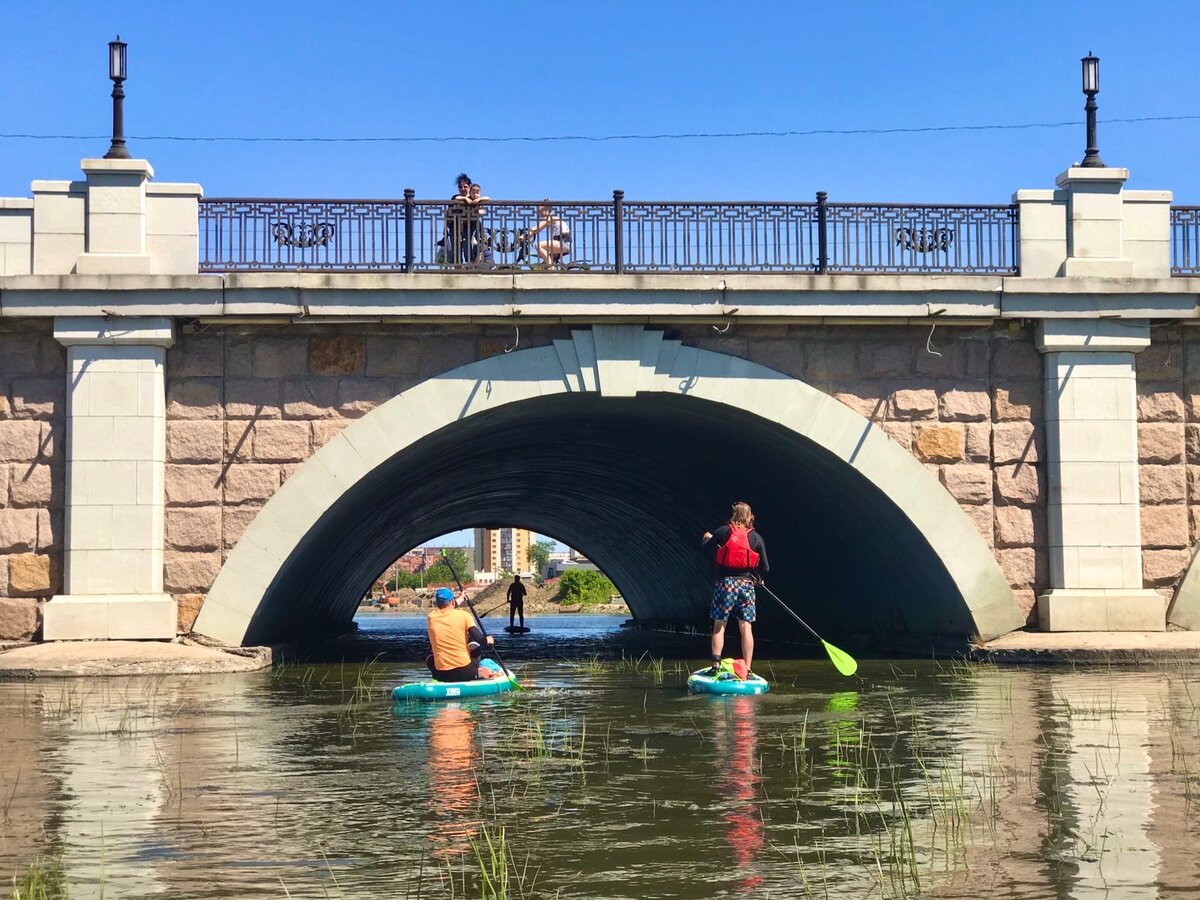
[194,325,1023,647]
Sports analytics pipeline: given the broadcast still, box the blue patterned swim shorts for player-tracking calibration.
[710,576,757,623]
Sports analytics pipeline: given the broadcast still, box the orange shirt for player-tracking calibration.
[427,606,476,670]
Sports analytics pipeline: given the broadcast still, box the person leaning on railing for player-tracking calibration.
[439,173,476,265]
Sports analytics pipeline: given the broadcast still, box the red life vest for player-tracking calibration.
[715,525,760,569]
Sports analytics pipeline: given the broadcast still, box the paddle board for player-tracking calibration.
[687,667,770,695]
[392,672,519,701]
[503,625,531,634]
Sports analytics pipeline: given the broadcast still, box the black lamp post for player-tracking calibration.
[1080,52,1104,168]
[104,36,130,159]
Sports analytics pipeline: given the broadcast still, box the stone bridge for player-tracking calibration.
[1,156,1199,649]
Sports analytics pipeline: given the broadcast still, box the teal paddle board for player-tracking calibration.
[392,673,519,701]
[687,667,769,696]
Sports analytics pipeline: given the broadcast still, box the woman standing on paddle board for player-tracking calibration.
[702,502,769,677]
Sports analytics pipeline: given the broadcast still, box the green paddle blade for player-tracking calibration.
[822,640,858,677]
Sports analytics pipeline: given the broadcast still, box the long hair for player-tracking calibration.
[729,501,754,529]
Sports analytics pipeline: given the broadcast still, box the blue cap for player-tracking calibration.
[434,587,455,605]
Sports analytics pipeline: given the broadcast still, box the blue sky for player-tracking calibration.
[2,1,1198,551]
[1,1,1198,203]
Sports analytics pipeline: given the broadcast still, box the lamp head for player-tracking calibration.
[1081,52,1099,95]
[108,36,127,82]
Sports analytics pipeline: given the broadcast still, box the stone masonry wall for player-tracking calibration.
[164,322,1047,632]
[0,320,64,642]
[1135,327,1198,602]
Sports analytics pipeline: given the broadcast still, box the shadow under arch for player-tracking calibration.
[194,326,1024,647]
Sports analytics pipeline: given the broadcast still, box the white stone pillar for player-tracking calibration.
[1056,166,1133,277]
[42,316,176,640]
[74,158,154,276]
[1036,319,1165,631]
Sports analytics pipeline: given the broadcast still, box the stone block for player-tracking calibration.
[166,379,222,420]
[165,464,222,506]
[1037,589,1166,631]
[995,506,1036,547]
[313,418,352,449]
[1137,342,1183,384]
[744,340,801,379]
[0,597,37,640]
[994,338,1041,378]
[254,337,309,378]
[166,506,222,551]
[998,547,1036,588]
[833,385,884,419]
[337,378,396,418]
[995,464,1042,506]
[1187,425,1200,464]
[176,593,204,633]
[8,553,50,595]
[993,422,1039,464]
[859,343,912,378]
[310,336,365,375]
[1137,390,1185,423]
[1139,465,1187,504]
[222,504,262,547]
[10,464,57,506]
[251,421,311,462]
[938,464,991,504]
[225,421,254,461]
[225,377,282,419]
[1143,549,1192,587]
[11,378,62,420]
[1138,424,1184,464]
[1188,394,1200,422]
[802,342,856,383]
[992,381,1040,422]
[167,420,224,463]
[223,464,280,503]
[1141,505,1189,549]
[890,389,937,420]
[1192,506,1200,543]
[914,337,988,380]
[164,551,223,593]
[36,509,61,552]
[961,502,994,548]
[416,335,480,379]
[0,335,39,376]
[281,380,340,419]
[878,421,911,451]
[938,388,989,422]
[0,421,42,462]
[365,336,421,378]
[224,336,254,377]
[168,336,224,377]
[0,509,38,553]
[964,423,991,462]
[913,424,963,463]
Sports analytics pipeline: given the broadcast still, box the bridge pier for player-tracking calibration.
[1036,319,1165,630]
[41,316,176,639]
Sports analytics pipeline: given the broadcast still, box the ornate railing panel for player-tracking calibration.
[825,203,1018,274]
[198,196,1020,275]
[1172,207,1200,276]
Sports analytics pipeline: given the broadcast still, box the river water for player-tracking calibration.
[3,614,1200,899]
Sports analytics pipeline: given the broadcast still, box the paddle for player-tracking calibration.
[439,550,522,688]
[756,583,858,677]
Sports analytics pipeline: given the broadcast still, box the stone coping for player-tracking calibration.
[0,639,273,678]
[971,630,1200,664]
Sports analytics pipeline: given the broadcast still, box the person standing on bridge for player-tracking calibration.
[426,587,500,682]
[507,574,527,630]
[702,501,769,677]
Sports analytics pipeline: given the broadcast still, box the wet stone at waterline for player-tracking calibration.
[2,615,1199,898]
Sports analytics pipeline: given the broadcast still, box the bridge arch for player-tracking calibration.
[193,325,1024,647]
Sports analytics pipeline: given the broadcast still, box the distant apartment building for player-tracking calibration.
[473,527,533,581]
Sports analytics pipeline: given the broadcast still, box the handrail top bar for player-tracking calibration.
[199,196,1019,208]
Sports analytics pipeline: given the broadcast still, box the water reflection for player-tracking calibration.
[712,697,764,893]
[2,636,1200,898]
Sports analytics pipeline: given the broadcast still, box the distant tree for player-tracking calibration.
[528,540,554,578]
[556,569,617,607]
[424,547,474,585]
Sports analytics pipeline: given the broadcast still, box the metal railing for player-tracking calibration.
[198,193,1020,275]
[1172,207,1200,276]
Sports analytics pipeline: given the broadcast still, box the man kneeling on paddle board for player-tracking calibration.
[702,501,769,678]
[426,587,501,682]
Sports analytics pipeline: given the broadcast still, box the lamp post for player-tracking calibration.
[1080,52,1104,168]
[104,36,130,160]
